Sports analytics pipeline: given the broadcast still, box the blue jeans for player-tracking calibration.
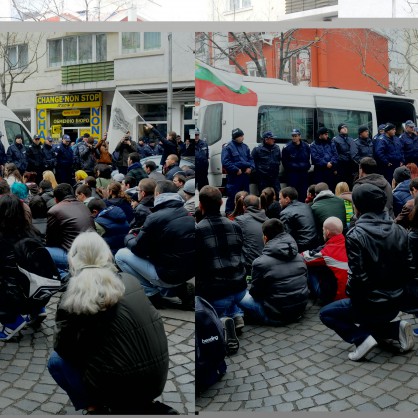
[207,289,246,319]
[48,351,94,411]
[238,291,281,326]
[46,247,69,279]
[320,298,400,347]
[115,248,179,297]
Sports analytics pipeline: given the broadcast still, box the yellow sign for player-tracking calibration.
[36,92,102,109]
[62,110,81,116]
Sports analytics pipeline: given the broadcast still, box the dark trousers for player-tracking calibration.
[225,173,250,215]
[256,176,281,198]
[286,171,308,202]
[320,298,400,347]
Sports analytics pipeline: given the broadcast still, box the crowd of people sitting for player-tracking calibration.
[0,128,196,414]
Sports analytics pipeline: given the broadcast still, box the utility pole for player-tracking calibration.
[167,32,173,132]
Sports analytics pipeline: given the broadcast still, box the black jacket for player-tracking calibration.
[346,211,415,313]
[26,142,44,172]
[250,232,308,320]
[54,272,169,408]
[125,195,195,285]
[130,195,154,229]
[7,142,27,173]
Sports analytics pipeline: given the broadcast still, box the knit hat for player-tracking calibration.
[232,128,244,140]
[317,127,328,136]
[393,166,411,184]
[358,126,369,135]
[352,183,387,214]
[183,178,195,195]
[338,123,347,131]
[112,173,125,182]
[384,123,396,132]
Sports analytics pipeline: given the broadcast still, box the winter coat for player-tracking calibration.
[400,132,418,164]
[115,141,137,168]
[374,134,404,167]
[55,142,74,167]
[165,164,182,181]
[234,207,267,270]
[130,195,154,229]
[333,134,355,163]
[352,137,374,165]
[346,211,415,314]
[136,143,153,158]
[77,142,98,173]
[94,206,130,254]
[310,138,338,168]
[104,197,134,224]
[127,162,148,183]
[7,142,27,173]
[250,232,308,320]
[125,195,195,285]
[251,142,281,179]
[150,128,179,166]
[393,179,412,217]
[352,174,394,218]
[54,272,169,408]
[26,142,44,172]
[221,140,255,174]
[42,144,56,171]
[196,214,247,300]
[279,200,318,252]
[0,142,6,165]
[195,139,209,172]
[282,140,311,173]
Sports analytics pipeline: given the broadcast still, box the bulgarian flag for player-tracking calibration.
[195,61,258,107]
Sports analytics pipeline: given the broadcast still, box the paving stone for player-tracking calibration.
[374,394,398,408]
[250,389,269,400]
[13,399,41,412]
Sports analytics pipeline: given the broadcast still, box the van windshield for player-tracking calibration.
[5,120,32,146]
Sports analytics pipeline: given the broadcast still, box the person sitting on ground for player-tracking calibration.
[305,184,316,206]
[4,162,23,187]
[392,165,412,217]
[335,182,354,227]
[182,178,195,216]
[129,178,156,230]
[75,184,96,206]
[39,180,56,209]
[227,190,248,221]
[115,180,195,311]
[42,170,58,189]
[320,183,415,361]
[311,182,347,243]
[11,181,29,203]
[23,171,39,197]
[73,170,88,193]
[87,198,130,255]
[173,173,187,200]
[196,185,246,353]
[122,175,138,201]
[260,187,281,219]
[95,163,113,190]
[301,216,348,305]
[164,154,183,181]
[126,152,148,183]
[239,218,308,326]
[395,177,418,229]
[47,231,170,415]
[279,186,318,252]
[234,194,267,276]
[84,176,101,199]
[29,195,48,241]
[144,160,165,182]
[103,181,134,223]
[46,183,95,274]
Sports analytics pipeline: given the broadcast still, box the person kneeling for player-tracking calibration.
[239,218,309,326]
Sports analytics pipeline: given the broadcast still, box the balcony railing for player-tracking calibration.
[62,61,114,84]
[285,0,338,14]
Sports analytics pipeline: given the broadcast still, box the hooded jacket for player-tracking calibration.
[95,206,130,254]
[234,207,267,269]
[250,232,308,320]
[352,173,394,218]
[393,179,412,217]
[346,211,415,313]
[127,162,148,182]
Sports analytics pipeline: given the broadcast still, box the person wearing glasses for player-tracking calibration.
[282,129,311,202]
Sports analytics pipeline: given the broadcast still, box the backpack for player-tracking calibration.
[195,296,227,394]
[13,238,65,312]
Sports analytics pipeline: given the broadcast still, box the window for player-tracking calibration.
[258,106,315,144]
[7,44,28,70]
[229,0,251,10]
[5,120,32,146]
[318,108,372,140]
[47,34,107,68]
[285,0,338,14]
[246,60,265,78]
[200,103,223,146]
[121,32,161,54]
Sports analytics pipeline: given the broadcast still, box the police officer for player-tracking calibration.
[27,134,45,183]
[282,129,311,202]
[400,119,418,165]
[6,134,27,175]
[54,134,74,185]
[333,123,356,188]
[221,128,254,215]
[374,123,404,184]
[251,130,281,197]
[194,128,209,190]
[42,136,57,173]
[352,126,374,166]
[310,127,339,191]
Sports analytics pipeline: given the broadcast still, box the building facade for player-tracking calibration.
[3,32,195,143]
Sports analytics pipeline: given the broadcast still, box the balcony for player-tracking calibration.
[285,0,338,14]
[61,61,114,84]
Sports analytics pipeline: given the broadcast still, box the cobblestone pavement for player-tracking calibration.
[0,294,195,415]
[196,299,418,412]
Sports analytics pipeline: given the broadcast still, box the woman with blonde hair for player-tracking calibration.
[47,231,170,414]
[42,170,58,189]
[335,181,353,227]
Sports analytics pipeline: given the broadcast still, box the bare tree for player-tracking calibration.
[0,33,46,105]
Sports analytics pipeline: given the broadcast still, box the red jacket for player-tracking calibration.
[301,234,348,301]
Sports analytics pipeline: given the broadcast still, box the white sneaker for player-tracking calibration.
[399,320,415,353]
[348,335,378,361]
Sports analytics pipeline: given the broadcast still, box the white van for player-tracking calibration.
[196,76,418,190]
[0,103,32,150]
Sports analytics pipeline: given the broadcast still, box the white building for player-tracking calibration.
[3,32,195,143]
